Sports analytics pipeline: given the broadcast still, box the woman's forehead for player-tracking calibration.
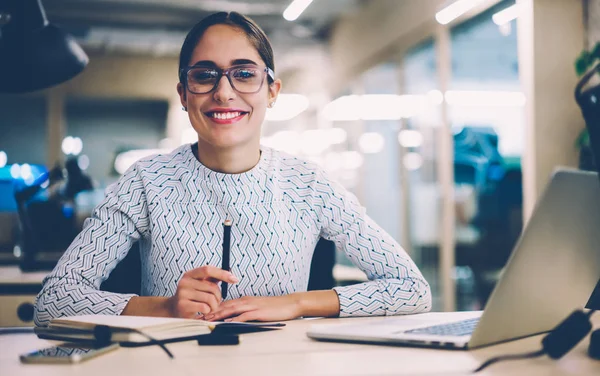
[189,24,264,67]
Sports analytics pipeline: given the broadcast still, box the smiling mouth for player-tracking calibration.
[205,111,248,120]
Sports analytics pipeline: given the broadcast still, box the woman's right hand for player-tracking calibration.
[165,265,238,319]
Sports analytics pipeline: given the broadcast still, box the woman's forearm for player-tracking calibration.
[121,296,172,317]
[295,290,340,318]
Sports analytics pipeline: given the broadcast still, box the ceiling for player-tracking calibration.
[41,0,363,58]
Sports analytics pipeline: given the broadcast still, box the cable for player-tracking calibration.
[93,325,174,359]
[473,349,545,373]
[473,309,597,373]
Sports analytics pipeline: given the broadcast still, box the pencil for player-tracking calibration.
[221,219,232,299]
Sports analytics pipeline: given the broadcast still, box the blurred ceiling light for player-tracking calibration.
[427,90,444,105]
[301,129,330,155]
[341,151,364,170]
[20,163,32,180]
[358,132,385,154]
[283,0,314,21]
[436,0,485,25]
[360,95,405,121]
[324,151,343,172]
[265,94,309,121]
[445,90,526,107]
[114,149,170,175]
[78,155,90,170]
[327,128,347,144]
[398,130,424,148]
[492,4,520,25]
[71,137,83,155]
[322,95,361,121]
[10,164,21,179]
[0,151,7,168]
[403,152,424,171]
[323,95,428,121]
[61,136,83,155]
[261,130,301,154]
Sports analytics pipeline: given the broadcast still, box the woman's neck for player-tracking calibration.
[195,139,261,174]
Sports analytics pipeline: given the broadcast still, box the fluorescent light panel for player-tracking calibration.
[435,0,484,25]
[283,0,314,21]
[492,4,519,25]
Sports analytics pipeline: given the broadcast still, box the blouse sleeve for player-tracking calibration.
[314,169,432,317]
[34,164,150,326]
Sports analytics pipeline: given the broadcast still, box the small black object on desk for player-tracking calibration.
[197,334,240,346]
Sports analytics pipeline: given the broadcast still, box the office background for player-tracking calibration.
[0,0,598,314]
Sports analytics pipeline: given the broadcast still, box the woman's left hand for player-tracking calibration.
[204,294,302,322]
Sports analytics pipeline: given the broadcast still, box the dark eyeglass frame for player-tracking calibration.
[180,64,275,94]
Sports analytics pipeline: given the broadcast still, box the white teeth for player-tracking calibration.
[211,111,241,119]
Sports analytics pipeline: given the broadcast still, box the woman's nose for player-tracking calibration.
[213,75,236,103]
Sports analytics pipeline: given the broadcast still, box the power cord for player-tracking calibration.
[93,325,174,359]
[474,309,596,373]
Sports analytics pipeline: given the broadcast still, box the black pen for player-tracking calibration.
[221,219,232,299]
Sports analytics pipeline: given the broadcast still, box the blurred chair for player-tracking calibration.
[576,61,600,310]
[465,168,523,306]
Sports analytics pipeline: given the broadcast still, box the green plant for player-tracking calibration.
[575,42,600,149]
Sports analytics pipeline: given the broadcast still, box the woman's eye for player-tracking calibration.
[191,70,217,81]
[233,69,257,80]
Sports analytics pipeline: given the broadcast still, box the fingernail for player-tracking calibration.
[225,318,232,322]
[230,275,239,283]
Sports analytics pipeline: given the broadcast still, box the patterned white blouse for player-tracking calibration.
[34,143,431,326]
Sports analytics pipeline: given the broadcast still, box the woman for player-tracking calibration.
[34,12,431,326]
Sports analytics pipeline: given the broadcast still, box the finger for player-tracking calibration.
[186,265,239,283]
[181,290,220,312]
[180,278,222,302]
[205,304,253,322]
[229,311,260,322]
[181,302,211,319]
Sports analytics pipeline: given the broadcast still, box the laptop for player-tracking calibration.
[308,168,600,349]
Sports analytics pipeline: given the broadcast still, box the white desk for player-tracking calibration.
[0,266,47,326]
[1,312,599,375]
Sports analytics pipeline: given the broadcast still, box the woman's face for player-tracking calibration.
[178,24,281,150]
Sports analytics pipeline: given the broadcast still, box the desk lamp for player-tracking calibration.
[0,0,88,93]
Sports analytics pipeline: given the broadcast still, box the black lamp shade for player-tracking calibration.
[0,0,89,93]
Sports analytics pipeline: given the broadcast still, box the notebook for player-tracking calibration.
[35,314,284,344]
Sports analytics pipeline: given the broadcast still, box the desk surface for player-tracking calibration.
[2,312,599,376]
[0,266,47,285]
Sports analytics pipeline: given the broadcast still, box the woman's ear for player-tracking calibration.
[177,82,187,110]
[268,79,282,107]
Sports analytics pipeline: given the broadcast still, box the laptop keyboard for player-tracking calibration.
[404,317,480,337]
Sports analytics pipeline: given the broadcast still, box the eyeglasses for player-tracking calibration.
[180,64,275,94]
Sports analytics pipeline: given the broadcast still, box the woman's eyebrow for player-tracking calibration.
[230,59,258,66]
[189,59,259,68]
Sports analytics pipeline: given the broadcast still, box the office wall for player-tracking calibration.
[0,95,47,165]
[518,0,585,221]
[65,98,168,184]
[41,53,182,167]
[54,53,179,100]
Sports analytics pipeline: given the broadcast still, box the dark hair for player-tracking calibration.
[178,12,275,85]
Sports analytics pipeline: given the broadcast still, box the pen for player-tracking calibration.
[221,219,232,300]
